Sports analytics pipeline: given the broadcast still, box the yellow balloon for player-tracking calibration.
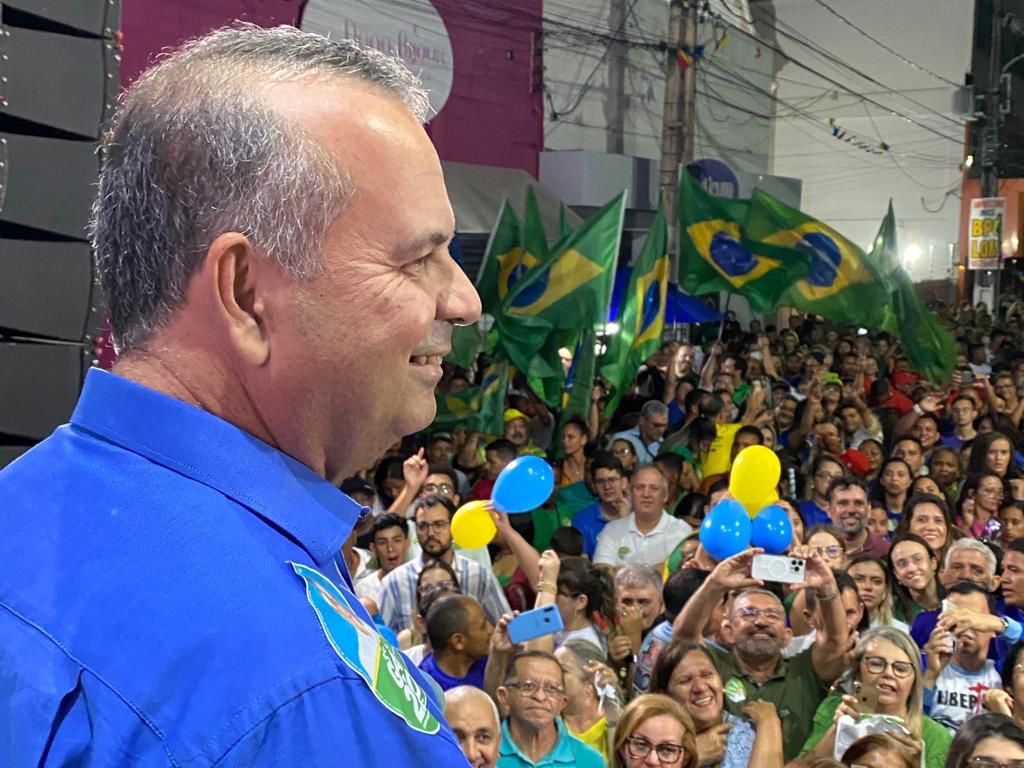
[741,491,779,519]
[450,501,497,550]
[729,445,781,508]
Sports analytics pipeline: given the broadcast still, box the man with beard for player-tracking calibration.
[826,477,889,558]
[378,495,509,632]
[673,546,849,761]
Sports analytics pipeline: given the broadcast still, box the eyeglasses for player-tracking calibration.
[422,483,455,496]
[625,736,686,764]
[415,520,449,534]
[968,759,1024,768]
[505,680,565,697]
[593,477,622,486]
[736,606,784,622]
[816,472,842,482]
[417,579,457,596]
[863,656,915,678]
[612,446,635,456]
[814,545,843,559]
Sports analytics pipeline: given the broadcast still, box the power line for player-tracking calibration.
[709,9,964,145]
[805,0,962,87]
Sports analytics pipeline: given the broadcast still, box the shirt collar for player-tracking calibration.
[499,718,575,764]
[71,369,359,569]
[628,511,669,534]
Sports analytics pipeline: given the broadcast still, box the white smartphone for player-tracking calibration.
[751,554,806,584]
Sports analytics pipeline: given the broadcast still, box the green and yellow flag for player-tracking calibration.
[601,202,669,417]
[503,191,626,329]
[745,190,891,328]
[432,358,509,434]
[678,170,807,313]
[475,199,520,316]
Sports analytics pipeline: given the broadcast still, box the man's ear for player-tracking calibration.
[720,617,735,645]
[209,232,271,366]
[450,631,467,653]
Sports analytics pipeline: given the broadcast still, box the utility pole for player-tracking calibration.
[660,0,699,281]
[606,0,627,155]
[980,0,1004,315]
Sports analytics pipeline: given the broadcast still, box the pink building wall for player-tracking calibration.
[119,0,544,174]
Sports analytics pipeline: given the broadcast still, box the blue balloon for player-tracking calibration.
[699,499,752,561]
[750,505,793,555]
[492,456,555,513]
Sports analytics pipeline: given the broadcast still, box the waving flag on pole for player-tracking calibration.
[678,170,808,312]
[601,201,669,417]
[745,190,892,328]
[432,359,509,434]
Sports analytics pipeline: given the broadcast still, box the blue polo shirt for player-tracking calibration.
[498,718,604,768]
[571,502,611,559]
[0,369,465,767]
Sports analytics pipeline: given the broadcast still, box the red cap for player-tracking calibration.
[839,448,870,477]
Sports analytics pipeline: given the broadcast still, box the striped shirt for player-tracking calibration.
[378,553,511,632]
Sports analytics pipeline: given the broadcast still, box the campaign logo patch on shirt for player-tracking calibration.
[617,546,632,561]
[724,676,747,704]
[290,562,440,735]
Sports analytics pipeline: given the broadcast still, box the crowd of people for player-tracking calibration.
[344,301,1024,767]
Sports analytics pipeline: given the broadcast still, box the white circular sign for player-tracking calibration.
[301,0,454,116]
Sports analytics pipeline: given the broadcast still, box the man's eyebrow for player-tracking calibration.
[399,231,452,255]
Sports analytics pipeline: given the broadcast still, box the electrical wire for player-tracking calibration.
[805,0,962,87]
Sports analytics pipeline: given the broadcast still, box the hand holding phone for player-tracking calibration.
[506,604,564,645]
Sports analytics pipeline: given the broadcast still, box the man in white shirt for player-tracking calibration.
[594,465,692,569]
[355,513,412,605]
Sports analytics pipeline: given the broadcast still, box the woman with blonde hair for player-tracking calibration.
[612,694,698,768]
[796,626,951,768]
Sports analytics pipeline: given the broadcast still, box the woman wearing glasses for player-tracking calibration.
[887,533,943,624]
[649,641,783,768]
[796,627,951,768]
[611,439,638,474]
[957,473,1011,540]
[611,694,698,768]
[788,525,846,636]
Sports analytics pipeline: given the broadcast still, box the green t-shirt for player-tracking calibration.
[707,644,827,762]
[799,694,952,768]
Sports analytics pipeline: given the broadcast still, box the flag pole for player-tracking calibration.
[717,293,732,340]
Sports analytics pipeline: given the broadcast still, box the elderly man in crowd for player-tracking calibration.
[495,650,605,768]
[0,25,481,765]
[445,686,502,768]
[674,547,850,761]
[610,400,670,464]
[594,465,692,568]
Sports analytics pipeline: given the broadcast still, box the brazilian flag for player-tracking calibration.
[503,191,626,328]
[432,358,509,434]
[872,203,956,383]
[600,201,669,418]
[678,170,807,313]
[475,199,521,316]
[745,190,892,328]
[558,328,597,434]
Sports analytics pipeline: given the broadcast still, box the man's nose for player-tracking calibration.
[439,256,482,327]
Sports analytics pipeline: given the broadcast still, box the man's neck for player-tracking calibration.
[600,499,628,519]
[433,649,476,680]
[844,527,868,551]
[735,650,780,684]
[423,549,455,566]
[955,424,977,440]
[953,651,987,674]
[634,510,663,534]
[508,719,559,763]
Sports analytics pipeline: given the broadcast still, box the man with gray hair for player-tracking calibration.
[610,399,669,463]
[594,465,692,568]
[0,24,479,766]
[445,685,501,768]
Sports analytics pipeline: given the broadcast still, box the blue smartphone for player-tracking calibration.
[507,604,564,645]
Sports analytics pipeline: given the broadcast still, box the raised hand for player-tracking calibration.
[709,548,765,592]
[402,448,429,491]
